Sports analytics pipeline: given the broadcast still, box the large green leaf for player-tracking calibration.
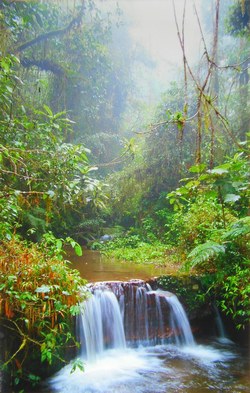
[187,241,226,269]
[223,217,250,240]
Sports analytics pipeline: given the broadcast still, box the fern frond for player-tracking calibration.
[24,212,47,233]
[187,241,226,269]
[223,217,250,240]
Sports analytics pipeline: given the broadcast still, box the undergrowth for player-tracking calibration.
[0,236,87,390]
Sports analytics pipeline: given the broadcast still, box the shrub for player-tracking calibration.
[0,236,87,389]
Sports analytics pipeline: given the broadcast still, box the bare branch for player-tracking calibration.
[134,111,199,136]
[211,56,250,70]
[173,0,243,156]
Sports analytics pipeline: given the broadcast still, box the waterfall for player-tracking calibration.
[214,304,227,339]
[79,280,195,360]
[135,286,149,344]
[79,288,126,361]
[213,304,233,344]
[167,294,195,346]
[49,280,245,393]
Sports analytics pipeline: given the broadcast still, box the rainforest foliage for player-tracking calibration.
[0,0,123,388]
[94,0,250,330]
[0,0,249,390]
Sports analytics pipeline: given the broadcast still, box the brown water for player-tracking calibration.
[67,248,170,282]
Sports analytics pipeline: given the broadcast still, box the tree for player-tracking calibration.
[225,1,250,141]
[0,54,107,240]
[1,0,134,171]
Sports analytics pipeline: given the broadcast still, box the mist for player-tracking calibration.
[100,0,203,103]
[0,1,249,391]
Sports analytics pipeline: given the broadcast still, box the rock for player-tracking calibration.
[100,234,113,242]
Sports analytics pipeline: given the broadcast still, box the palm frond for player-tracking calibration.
[223,216,250,240]
[187,241,226,269]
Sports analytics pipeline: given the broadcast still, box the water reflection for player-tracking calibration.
[67,249,168,282]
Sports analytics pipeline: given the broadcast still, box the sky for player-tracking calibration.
[111,0,203,99]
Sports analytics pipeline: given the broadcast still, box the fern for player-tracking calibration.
[187,241,226,269]
[24,210,47,236]
[222,216,250,240]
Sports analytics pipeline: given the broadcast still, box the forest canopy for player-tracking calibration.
[0,0,249,390]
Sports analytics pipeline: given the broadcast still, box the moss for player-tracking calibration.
[157,274,214,319]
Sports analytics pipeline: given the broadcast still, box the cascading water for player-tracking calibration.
[79,280,195,358]
[79,287,126,361]
[213,303,227,339]
[213,303,233,344]
[167,294,195,346]
[48,280,248,393]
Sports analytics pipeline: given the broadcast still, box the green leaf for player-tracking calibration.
[189,164,206,173]
[222,217,250,240]
[70,358,84,374]
[14,377,20,386]
[43,105,53,116]
[64,117,76,124]
[28,373,41,383]
[6,85,13,94]
[53,111,66,119]
[56,239,63,250]
[187,241,226,269]
[70,304,81,316]
[88,166,99,172]
[74,244,82,256]
[184,180,200,189]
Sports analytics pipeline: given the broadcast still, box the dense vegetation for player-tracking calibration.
[0,0,249,391]
[94,0,250,330]
[0,0,119,389]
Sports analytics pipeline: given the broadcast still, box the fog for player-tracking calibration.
[103,0,203,101]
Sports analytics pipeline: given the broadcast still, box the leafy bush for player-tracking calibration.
[186,216,250,270]
[157,275,212,314]
[95,233,169,264]
[167,196,236,252]
[0,55,108,242]
[0,235,87,388]
[173,153,250,329]
[0,194,20,240]
[219,261,250,329]
[106,242,168,264]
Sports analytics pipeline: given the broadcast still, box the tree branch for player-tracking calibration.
[15,1,85,53]
[20,57,65,76]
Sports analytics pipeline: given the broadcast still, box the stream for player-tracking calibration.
[37,251,249,393]
[67,248,169,281]
[45,343,249,393]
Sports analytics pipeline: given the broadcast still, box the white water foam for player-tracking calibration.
[48,343,238,393]
[178,343,237,367]
[47,282,240,393]
[49,347,164,393]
